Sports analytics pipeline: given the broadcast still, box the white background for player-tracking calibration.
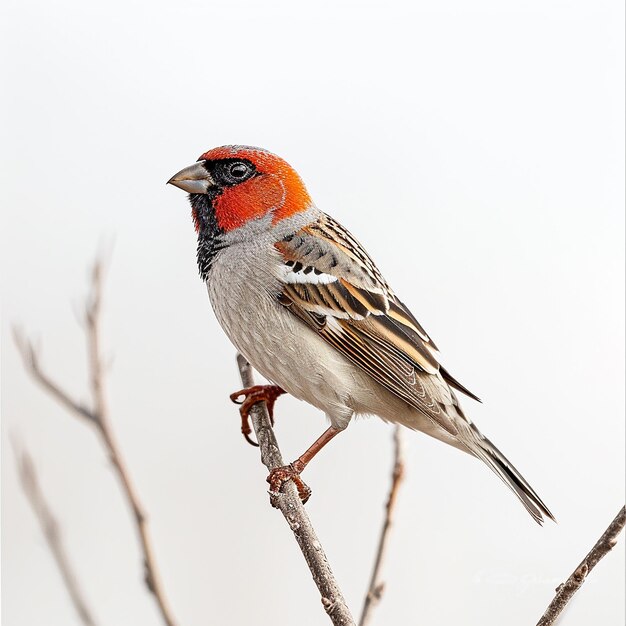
[1,1,624,624]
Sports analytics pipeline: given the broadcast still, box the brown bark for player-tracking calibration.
[537,505,625,625]
[358,426,405,626]
[236,354,355,625]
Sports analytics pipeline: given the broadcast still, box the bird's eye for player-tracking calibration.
[228,162,250,179]
[213,159,256,186]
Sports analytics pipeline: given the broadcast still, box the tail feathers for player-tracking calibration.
[464,425,555,525]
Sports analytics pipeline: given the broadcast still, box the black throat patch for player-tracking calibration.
[190,193,225,281]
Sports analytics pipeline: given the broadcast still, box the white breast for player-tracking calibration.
[205,231,356,428]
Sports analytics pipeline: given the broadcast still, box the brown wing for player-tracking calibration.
[276,214,480,435]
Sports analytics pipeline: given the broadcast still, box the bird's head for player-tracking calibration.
[168,145,313,233]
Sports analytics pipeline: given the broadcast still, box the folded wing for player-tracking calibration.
[275,213,480,436]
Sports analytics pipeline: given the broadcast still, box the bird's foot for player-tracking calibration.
[229,384,285,446]
[267,461,311,507]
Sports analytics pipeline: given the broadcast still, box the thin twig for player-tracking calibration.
[236,354,355,626]
[12,440,99,626]
[14,257,179,626]
[12,331,94,423]
[537,505,626,626]
[359,425,405,626]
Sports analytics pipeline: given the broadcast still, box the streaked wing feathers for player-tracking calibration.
[275,213,479,435]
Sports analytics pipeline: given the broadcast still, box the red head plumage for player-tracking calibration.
[194,145,313,232]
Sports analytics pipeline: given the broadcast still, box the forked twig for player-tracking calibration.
[236,354,355,626]
[537,505,626,625]
[12,441,100,626]
[14,258,179,626]
[359,425,405,626]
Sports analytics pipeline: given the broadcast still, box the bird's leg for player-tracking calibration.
[267,426,341,506]
[230,384,286,447]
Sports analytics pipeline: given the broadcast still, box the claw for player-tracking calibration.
[230,392,246,405]
[267,462,312,507]
[229,385,285,446]
[242,429,259,447]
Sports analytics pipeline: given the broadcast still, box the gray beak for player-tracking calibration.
[167,161,215,194]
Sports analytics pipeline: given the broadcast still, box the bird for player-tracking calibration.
[168,145,554,524]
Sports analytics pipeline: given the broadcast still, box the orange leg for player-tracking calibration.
[267,426,341,505]
[230,385,285,446]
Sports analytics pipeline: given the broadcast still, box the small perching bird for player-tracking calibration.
[168,145,554,524]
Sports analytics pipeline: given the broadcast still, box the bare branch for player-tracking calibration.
[358,425,405,626]
[13,329,95,423]
[15,256,179,626]
[84,259,177,626]
[236,354,355,626]
[12,440,99,626]
[537,505,626,626]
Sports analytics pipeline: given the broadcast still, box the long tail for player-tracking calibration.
[460,423,555,525]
